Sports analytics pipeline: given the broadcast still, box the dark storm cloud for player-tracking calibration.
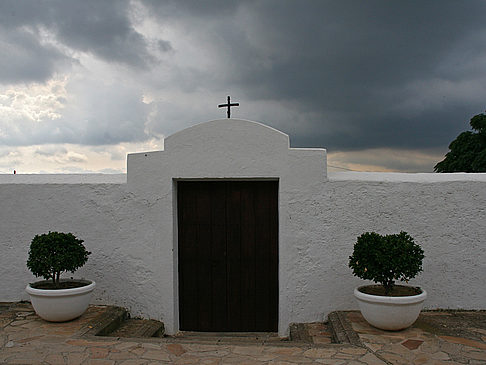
[45,0,156,67]
[142,0,240,18]
[237,1,486,151]
[0,27,73,83]
[141,0,486,151]
[0,0,159,83]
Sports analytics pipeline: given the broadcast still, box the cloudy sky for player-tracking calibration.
[1,0,485,173]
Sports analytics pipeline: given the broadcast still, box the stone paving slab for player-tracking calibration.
[108,319,165,339]
[341,310,486,365]
[1,303,485,364]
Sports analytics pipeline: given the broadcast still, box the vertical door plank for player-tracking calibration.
[268,182,279,331]
[254,182,275,331]
[210,183,227,331]
[240,183,256,331]
[196,184,212,330]
[226,182,242,330]
[178,182,199,330]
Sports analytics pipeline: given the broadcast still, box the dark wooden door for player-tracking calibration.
[178,181,278,332]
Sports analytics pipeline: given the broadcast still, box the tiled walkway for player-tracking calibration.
[1,303,485,364]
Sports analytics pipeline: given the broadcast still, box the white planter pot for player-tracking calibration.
[26,279,96,322]
[354,285,427,331]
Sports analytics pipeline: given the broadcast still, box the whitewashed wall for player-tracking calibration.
[0,119,485,337]
[0,175,172,322]
[284,173,486,325]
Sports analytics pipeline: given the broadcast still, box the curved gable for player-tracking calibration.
[127,118,326,193]
[164,118,289,153]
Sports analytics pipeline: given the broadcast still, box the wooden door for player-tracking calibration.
[178,181,278,332]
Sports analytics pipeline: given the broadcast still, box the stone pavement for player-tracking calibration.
[1,303,485,364]
[343,311,486,365]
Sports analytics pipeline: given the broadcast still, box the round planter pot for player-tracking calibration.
[25,279,96,322]
[354,285,427,331]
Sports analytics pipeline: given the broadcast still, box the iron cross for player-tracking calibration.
[218,96,239,118]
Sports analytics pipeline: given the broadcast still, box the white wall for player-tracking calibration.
[1,119,485,336]
[0,178,169,322]
[284,174,486,325]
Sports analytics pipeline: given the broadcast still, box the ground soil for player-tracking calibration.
[359,284,422,297]
[30,281,89,290]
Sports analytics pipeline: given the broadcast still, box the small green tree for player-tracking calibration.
[27,232,91,288]
[435,112,486,172]
[348,232,424,295]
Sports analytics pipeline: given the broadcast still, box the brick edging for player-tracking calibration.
[328,311,362,346]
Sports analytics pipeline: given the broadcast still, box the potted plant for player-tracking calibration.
[349,231,426,330]
[25,231,95,322]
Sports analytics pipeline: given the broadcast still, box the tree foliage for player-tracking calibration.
[434,112,486,172]
[348,232,424,295]
[27,232,91,287]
